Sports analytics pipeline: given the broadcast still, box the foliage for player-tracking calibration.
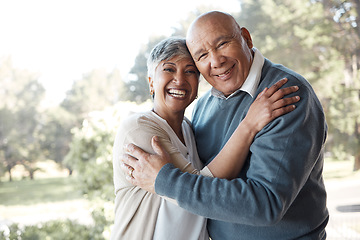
[61,68,126,125]
[125,36,167,103]
[0,177,82,206]
[0,220,105,240]
[39,106,76,172]
[233,0,360,169]
[0,57,46,180]
[64,101,152,232]
[65,101,151,198]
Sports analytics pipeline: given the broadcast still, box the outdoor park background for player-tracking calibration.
[1,0,360,239]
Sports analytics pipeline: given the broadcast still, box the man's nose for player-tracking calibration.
[210,51,226,68]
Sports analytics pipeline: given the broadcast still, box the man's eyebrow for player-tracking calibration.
[193,48,205,58]
[214,35,233,43]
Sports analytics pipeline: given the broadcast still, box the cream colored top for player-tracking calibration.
[111,111,212,240]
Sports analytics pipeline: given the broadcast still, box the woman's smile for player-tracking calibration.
[167,88,187,98]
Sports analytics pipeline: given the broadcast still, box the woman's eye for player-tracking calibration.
[186,70,197,74]
[164,68,175,72]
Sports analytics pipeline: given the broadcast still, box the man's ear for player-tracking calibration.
[241,27,253,49]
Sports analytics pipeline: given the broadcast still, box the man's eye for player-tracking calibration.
[198,53,207,61]
[218,41,229,48]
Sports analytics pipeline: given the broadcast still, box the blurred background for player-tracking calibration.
[0,0,359,239]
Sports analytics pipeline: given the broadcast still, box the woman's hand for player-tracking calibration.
[243,78,300,133]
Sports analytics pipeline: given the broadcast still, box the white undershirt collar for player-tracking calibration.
[211,48,265,99]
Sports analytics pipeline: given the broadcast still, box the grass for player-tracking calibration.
[0,177,83,206]
[0,161,94,226]
[323,159,360,180]
[0,175,93,226]
[0,159,358,228]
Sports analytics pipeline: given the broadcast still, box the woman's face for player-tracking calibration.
[149,56,199,119]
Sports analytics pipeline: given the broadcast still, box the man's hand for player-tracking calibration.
[120,136,171,193]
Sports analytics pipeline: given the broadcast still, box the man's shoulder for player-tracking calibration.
[262,59,307,84]
[198,89,212,101]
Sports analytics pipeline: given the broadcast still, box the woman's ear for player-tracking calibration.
[148,77,154,95]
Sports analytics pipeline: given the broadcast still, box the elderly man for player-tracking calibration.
[122,11,328,239]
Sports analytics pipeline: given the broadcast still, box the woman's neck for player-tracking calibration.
[152,109,185,145]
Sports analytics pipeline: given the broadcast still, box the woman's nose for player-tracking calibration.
[173,72,186,84]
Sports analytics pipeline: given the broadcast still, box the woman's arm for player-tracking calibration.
[207,78,300,179]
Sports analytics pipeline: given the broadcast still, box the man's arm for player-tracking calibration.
[122,79,300,188]
[154,81,327,225]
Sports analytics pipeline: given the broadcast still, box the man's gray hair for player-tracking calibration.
[147,37,193,78]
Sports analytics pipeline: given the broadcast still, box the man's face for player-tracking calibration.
[187,16,254,97]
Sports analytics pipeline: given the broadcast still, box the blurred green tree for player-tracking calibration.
[0,57,45,180]
[125,36,166,103]
[40,106,76,174]
[61,68,126,125]
[236,0,360,170]
[64,101,151,233]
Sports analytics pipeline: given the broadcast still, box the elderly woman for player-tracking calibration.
[111,37,299,240]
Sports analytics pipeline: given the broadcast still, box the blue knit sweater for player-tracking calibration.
[155,59,329,240]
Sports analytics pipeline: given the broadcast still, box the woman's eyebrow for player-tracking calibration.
[162,62,176,66]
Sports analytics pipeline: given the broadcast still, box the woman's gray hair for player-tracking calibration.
[147,37,193,78]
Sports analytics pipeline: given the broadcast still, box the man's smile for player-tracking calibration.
[215,64,235,79]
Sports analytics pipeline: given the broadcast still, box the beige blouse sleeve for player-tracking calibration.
[135,114,213,177]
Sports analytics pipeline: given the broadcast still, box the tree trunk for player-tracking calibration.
[7,168,12,182]
[355,120,360,171]
[355,154,360,171]
[67,167,73,176]
[29,171,34,180]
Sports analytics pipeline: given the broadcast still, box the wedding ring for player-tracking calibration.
[129,168,134,178]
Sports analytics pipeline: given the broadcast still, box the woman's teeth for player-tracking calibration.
[168,89,186,97]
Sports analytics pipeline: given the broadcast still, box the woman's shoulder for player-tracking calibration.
[118,111,168,137]
[120,111,157,128]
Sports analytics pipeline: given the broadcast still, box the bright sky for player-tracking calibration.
[0,0,240,104]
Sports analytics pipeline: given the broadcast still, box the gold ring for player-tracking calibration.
[129,168,134,178]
